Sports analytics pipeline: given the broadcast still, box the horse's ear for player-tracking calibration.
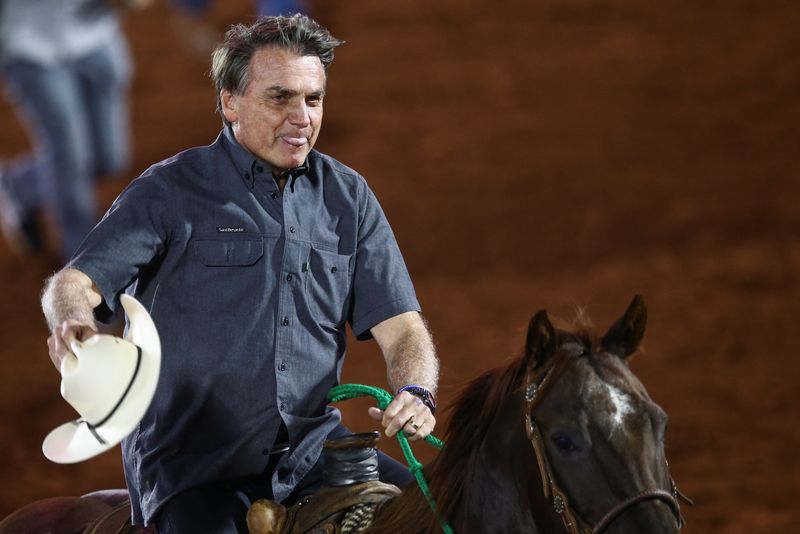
[601,294,647,360]
[525,309,557,372]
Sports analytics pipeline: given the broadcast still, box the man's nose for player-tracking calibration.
[288,100,311,126]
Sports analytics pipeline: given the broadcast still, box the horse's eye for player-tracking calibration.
[551,434,580,453]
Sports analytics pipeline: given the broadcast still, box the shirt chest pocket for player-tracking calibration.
[192,238,264,266]
[307,246,353,326]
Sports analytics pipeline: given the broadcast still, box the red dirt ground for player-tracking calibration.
[1,1,798,532]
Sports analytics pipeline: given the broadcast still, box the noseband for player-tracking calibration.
[523,356,692,534]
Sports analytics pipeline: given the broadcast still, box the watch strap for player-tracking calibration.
[396,384,437,415]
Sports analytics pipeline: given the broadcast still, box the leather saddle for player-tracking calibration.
[87,432,400,534]
[83,498,152,534]
[77,479,400,534]
[247,480,401,534]
[247,431,402,534]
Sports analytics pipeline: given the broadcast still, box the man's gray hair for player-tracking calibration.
[210,14,344,125]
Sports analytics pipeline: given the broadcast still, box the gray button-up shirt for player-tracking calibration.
[70,127,420,525]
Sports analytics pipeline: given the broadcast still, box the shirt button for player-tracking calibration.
[282,317,289,326]
[286,274,293,282]
[256,165,264,172]
[279,361,286,371]
[330,266,337,273]
[289,226,296,233]
[244,172,250,179]
[271,192,278,200]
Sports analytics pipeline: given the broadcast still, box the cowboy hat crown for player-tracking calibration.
[60,335,141,425]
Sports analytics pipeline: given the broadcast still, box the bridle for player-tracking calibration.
[523,355,693,534]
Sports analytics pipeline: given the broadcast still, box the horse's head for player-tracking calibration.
[364,295,690,534]
[521,295,689,533]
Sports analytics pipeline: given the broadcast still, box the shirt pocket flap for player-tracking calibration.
[310,246,353,277]
[307,246,353,325]
[193,238,264,266]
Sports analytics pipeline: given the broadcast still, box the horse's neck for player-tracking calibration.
[362,444,538,534]
[366,397,554,533]
[451,402,544,533]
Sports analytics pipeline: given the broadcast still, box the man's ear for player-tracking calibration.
[221,90,238,124]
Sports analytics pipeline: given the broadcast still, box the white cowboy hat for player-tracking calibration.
[42,294,161,464]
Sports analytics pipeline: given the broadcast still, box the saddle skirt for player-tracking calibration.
[76,480,399,534]
[83,499,154,534]
[247,481,402,534]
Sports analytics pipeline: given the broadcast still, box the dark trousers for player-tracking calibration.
[155,426,412,534]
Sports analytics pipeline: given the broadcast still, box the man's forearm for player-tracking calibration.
[384,315,439,394]
[41,269,102,331]
[368,311,439,438]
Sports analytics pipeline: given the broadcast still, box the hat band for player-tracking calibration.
[81,345,143,445]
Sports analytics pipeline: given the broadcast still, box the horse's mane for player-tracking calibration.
[426,354,526,525]
[368,357,525,532]
[368,311,599,533]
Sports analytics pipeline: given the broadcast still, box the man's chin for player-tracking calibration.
[283,153,308,170]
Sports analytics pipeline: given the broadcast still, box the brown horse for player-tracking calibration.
[361,294,690,533]
[1,295,689,533]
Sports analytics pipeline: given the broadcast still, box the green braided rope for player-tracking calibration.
[328,384,454,534]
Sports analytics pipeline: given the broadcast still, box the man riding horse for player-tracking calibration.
[40,13,439,533]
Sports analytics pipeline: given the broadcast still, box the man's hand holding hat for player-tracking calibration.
[42,293,161,464]
[48,319,98,371]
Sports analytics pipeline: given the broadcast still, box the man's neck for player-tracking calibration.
[273,172,289,192]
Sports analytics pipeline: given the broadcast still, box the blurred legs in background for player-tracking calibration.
[0,38,132,262]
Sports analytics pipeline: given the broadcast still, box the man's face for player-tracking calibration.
[221,47,326,174]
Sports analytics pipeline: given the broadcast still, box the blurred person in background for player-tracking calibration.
[170,0,308,57]
[0,0,151,263]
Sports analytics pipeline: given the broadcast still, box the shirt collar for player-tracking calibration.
[222,126,310,190]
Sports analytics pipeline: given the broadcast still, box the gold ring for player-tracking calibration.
[406,417,420,431]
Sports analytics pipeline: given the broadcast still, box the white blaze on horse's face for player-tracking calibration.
[603,383,635,435]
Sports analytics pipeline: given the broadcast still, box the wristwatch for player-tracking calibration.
[397,385,437,415]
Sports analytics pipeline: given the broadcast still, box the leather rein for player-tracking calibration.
[523,356,693,534]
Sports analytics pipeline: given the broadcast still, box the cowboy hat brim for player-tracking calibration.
[42,294,161,464]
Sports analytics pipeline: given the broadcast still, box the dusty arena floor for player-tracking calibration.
[1,1,798,531]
